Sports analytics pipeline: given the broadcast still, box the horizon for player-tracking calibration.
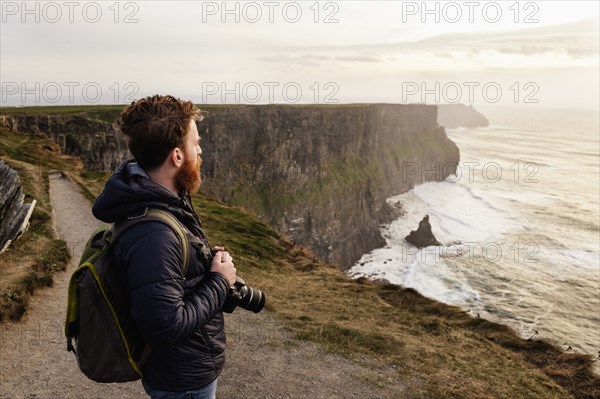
[2,103,599,114]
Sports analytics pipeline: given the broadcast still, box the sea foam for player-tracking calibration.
[348,180,516,307]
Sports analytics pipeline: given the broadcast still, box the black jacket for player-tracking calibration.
[92,159,230,391]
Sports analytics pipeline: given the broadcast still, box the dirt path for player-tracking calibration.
[0,174,401,399]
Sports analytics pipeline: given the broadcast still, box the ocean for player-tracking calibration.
[348,106,600,362]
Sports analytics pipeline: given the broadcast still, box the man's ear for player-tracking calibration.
[169,147,184,168]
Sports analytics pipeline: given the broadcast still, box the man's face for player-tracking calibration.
[174,120,202,194]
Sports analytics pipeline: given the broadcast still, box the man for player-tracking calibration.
[92,94,236,399]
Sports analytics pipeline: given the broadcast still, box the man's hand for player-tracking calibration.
[210,250,236,285]
[212,246,225,254]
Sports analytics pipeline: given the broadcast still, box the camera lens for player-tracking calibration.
[239,286,266,313]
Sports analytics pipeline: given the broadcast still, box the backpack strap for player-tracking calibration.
[112,207,192,276]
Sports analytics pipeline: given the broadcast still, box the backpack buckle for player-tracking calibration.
[127,207,149,220]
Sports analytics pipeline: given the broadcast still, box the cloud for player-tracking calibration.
[257,53,383,71]
[258,18,599,69]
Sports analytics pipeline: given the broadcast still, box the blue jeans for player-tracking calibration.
[142,379,218,399]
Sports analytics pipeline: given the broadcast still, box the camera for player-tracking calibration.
[222,276,266,313]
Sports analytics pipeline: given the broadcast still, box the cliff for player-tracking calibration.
[0,114,128,172]
[0,160,36,253]
[198,104,458,269]
[1,104,459,269]
[437,104,489,129]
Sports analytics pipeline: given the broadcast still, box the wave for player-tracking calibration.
[348,180,521,308]
[409,181,519,243]
[561,249,600,271]
[348,244,482,308]
[511,159,550,167]
[563,151,600,157]
[477,188,556,208]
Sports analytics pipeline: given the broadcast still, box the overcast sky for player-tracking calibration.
[1,1,598,109]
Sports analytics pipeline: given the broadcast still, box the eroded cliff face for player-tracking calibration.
[1,104,459,269]
[0,114,128,172]
[197,104,459,268]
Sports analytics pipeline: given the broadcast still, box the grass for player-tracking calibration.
[72,170,112,204]
[1,107,599,398]
[1,104,372,125]
[227,156,384,223]
[0,104,125,123]
[325,158,382,186]
[0,130,83,172]
[0,238,71,321]
[0,133,74,321]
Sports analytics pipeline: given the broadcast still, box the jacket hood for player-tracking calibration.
[92,159,198,228]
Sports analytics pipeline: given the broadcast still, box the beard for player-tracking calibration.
[174,153,202,194]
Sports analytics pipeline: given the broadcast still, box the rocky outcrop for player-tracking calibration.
[437,104,489,129]
[2,104,459,269]
[405,215,442,248]
[0,161,36,253]
[0,114,128,172]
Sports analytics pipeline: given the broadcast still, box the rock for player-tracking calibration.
[405,215,442,248]
[0,161,36,253]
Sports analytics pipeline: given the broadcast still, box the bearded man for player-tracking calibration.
[92,94,236,399]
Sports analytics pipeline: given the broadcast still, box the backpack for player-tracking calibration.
[64,207,191,383]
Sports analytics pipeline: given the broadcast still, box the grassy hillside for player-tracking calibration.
[1,108,599,398]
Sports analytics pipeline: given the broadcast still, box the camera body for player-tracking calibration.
[222,276,266,314]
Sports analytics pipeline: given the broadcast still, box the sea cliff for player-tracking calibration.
[198,104,459,268]
[1,104,459,269]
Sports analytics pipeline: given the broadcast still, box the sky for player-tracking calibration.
[1,0,599,110]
